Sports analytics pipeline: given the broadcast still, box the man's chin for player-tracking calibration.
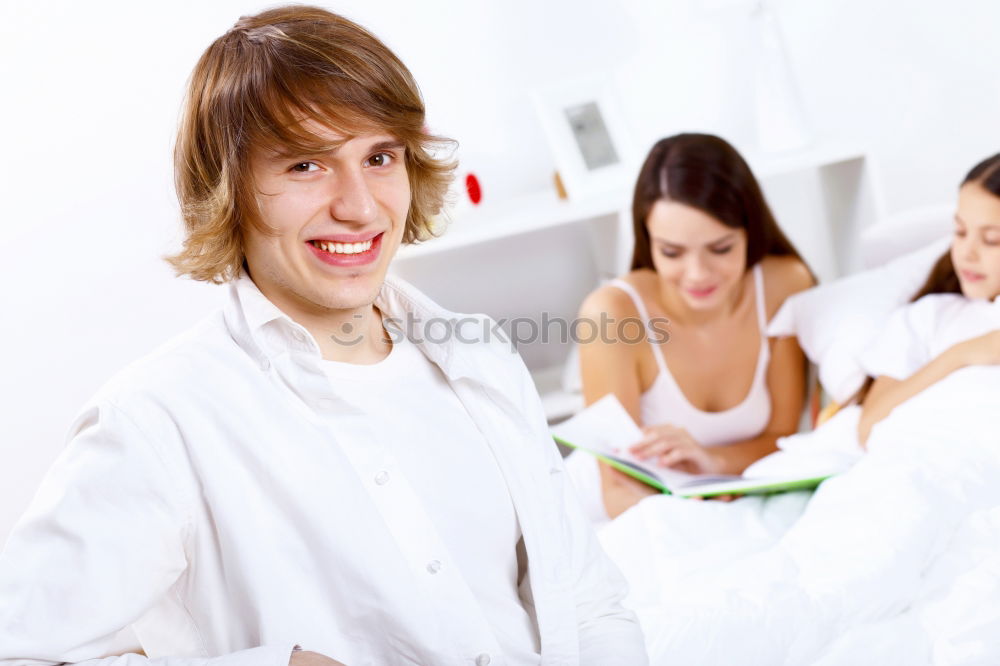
[318,278,385,311]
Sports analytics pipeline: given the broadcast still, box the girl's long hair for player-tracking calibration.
[855,152,1000,405]
[910,153,1000,302]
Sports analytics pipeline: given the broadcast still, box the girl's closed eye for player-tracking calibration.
[710,245,734,255]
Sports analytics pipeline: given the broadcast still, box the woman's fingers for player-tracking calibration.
[657,448,691,468]
[631,428,690,458]
[638,424,683,442]
[630,436,678,458]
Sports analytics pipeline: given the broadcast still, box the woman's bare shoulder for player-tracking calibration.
[579,269,657,318]
[579,281,639,320]
[759,255,815,317]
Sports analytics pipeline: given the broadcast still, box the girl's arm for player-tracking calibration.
[859,329,1000,446]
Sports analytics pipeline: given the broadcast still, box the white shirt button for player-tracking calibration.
[259,358,271,371]
[426,559,442,574]
[374,470,390,486]
[475,654,491,666]
[292,330,307,343]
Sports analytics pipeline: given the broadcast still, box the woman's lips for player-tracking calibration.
[685,285,718,299]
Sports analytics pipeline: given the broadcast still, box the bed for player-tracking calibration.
[590,213,1000,665]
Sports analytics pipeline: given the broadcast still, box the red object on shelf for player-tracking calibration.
[465,173,482,205]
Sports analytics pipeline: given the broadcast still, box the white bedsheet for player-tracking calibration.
[598,366,1000,665]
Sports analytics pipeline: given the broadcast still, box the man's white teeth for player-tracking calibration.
[312,239,373,254]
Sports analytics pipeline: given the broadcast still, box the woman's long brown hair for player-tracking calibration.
[630,133,808,272]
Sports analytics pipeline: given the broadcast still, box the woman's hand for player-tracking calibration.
[952,329,1000,367]
[628,424,722,475]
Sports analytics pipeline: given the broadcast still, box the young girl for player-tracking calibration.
[571,133,814,519]
[859,153,1000,444]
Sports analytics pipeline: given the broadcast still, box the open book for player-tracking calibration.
[552,394,857,498]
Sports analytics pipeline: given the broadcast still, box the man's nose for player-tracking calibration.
[329,167,377,225]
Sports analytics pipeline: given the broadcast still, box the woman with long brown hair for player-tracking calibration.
[571,133,815,520]
[858,153,1000,444]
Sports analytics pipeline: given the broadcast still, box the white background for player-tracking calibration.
[1,0,999,542]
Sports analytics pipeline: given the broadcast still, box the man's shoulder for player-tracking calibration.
[88,310,242,412]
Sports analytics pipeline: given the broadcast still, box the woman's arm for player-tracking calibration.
[701,257,813,474]
[707,334,808,474]
[858,329,1000,446]
[577,287,661,518]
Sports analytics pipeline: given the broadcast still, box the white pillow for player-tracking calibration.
[860,204,954,269]
[767,236,950,403]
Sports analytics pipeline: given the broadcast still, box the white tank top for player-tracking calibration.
[609,263,772,447]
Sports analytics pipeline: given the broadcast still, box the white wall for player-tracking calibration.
[2,0,999,542]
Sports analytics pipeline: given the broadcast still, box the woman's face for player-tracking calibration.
[646,199,748,311]
[952,182,1000,301]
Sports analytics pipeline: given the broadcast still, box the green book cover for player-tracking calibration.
[553,395,843,498]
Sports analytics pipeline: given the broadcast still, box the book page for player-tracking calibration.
[552,395,740,493]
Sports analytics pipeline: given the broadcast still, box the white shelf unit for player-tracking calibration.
[392,141,884,423]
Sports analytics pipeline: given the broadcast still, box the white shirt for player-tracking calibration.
[319,334,540,663]
[0,274,646,666]
[859,293,1000,380]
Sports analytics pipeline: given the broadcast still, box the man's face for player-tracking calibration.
[244,128,411,320]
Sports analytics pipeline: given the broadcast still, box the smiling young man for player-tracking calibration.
[0,6,646,666]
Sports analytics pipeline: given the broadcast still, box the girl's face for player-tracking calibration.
[647,199,748,312]
[952,182,1000,301]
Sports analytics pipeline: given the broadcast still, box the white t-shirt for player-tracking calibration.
[859,293,1000,380]
[320,332,541,665]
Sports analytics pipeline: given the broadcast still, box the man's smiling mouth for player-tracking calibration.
[308,239,374,255]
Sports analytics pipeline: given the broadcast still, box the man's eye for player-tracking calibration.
[710,246,734,255]
[366,152,393,168]
[290,162,319,173]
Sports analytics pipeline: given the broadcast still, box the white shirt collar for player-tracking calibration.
[223,271,500,383]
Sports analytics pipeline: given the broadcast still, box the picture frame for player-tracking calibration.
[532,72,636,201]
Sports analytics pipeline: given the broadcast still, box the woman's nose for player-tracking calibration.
[685,257,711,282]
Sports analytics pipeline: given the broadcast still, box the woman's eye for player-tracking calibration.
[290,162,319,173]
[365,152,393,168]
[710,246,734,255]
[659,249,681,259]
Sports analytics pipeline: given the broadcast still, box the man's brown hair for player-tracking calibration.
[168,5,454,283]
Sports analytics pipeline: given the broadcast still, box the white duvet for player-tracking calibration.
[597,366,1000,665]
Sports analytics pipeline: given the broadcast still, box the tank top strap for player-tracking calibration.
[752,263,768,334]
[608,279,669,375]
